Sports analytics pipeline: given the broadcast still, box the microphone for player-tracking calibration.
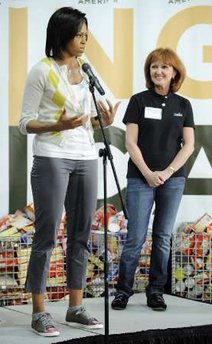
[82,63,105,95]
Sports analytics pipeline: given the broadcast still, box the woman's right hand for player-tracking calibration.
[144,171,166,188]
[58,108,89,130]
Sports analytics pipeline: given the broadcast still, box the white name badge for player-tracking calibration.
[144,107,162,120]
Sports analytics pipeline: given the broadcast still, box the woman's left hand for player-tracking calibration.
[153,169,173,184]
[97,99,121,126]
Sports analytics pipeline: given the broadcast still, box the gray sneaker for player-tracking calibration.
[31,312,60,337]
[65,307,103,329]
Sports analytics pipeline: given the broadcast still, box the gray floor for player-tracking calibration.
[0,293,212,344]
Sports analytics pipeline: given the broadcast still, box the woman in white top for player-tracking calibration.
[19,6,119,337]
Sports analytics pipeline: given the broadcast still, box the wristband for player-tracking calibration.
[169,166,176,173]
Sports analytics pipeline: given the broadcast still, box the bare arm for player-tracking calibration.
[126,123,163,187]
[157,127,195,181]
[26,109,88,134]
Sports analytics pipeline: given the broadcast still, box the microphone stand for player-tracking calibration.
[87,77,128,344]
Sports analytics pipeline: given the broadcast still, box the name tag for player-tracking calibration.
[144,107,162,120]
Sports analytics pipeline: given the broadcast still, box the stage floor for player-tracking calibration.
[0,293,212,344]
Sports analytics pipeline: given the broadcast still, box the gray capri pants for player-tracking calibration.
[25,156,98,293]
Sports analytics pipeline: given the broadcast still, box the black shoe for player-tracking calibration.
[147,293,167,311]
[111,293,129,310]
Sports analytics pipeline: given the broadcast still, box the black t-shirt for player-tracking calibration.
[123,89,195,180]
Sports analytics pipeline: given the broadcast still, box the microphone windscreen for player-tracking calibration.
[82,63,90,73]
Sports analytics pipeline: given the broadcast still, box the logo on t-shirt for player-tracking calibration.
[173,112,183,117]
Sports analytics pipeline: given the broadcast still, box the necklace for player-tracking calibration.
[50,58,84,114]
[67,65,82,84]
[50,58,95,145]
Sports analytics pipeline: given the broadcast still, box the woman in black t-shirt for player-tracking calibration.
[112,48,195,311]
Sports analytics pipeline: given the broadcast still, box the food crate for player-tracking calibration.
[0,204,154,305]
[0,236,68,306]
[0,229,152,305]
[85,229,152,297]
[172,214,212,303]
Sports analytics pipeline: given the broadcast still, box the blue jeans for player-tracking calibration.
[117,177,185,297]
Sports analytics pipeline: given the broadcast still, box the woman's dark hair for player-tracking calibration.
[45,7,88,59]
[144,48,186,92]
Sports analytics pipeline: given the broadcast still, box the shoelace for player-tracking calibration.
[75,307,98,323]
[38,313,55,329]
[75,306,87,315]
[116,293,126,301]
[154,294,164,302]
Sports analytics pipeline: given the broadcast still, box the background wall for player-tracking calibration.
[0,0,211,226]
